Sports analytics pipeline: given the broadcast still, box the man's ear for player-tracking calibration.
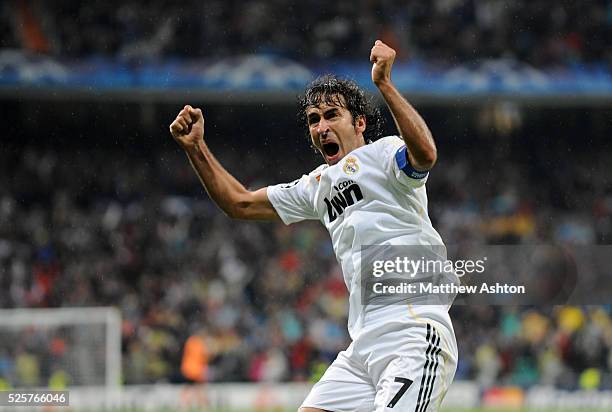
[355,115,366,135]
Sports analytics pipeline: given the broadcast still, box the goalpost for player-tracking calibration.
[0,307,121,390]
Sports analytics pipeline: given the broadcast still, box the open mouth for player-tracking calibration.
[322,142,340,157]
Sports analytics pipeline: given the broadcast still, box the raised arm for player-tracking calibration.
[169,105,279,221]
[370,40,437,171]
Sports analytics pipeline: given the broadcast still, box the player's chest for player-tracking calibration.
[313,155,389,225]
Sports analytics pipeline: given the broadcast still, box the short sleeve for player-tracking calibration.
[267,174,318,225]
[379,136,429,188]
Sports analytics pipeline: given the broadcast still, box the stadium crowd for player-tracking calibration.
[1,106,611,389]
[1,0,611,67]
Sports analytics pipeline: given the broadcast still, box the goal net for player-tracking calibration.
[0,307,121,389]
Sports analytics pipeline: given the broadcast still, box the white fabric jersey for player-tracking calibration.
[267,136,451,339]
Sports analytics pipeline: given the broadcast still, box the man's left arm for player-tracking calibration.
[370,40,437,172]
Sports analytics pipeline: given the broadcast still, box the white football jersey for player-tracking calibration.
[267,136,451,339]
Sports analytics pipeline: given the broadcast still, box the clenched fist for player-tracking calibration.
[370,40,396,86]
[169,105,204,149]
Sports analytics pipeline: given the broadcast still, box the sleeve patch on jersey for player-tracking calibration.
[395,146,429,179]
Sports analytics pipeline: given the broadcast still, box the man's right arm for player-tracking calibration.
[169,105,280,221]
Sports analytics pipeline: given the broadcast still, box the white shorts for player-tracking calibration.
[301,315,457,412]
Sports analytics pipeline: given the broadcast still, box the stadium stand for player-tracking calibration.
[1,1,612,405]
[0,0,611,66]
[1,101,610,389]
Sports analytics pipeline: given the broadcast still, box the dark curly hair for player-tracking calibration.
[298,75,384,145]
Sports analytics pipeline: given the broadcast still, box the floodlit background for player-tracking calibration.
[1,0,612,410]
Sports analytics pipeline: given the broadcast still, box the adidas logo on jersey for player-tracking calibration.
[323,179,364,223]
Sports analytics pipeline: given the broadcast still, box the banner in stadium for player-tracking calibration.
[62,383,612,410]
[1,50,612,98]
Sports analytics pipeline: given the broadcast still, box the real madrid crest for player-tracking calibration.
[343,156,359,175]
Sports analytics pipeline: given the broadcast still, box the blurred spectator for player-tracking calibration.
[181,330,209,383]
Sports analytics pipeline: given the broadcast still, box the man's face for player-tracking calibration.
[306,95,366,165]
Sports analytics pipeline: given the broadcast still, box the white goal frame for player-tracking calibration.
[0,306,121,389]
